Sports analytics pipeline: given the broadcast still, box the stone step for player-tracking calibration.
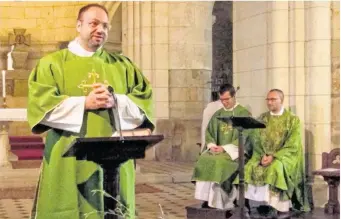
[11,149,43,160]
[11,142,44,149]
[11,160,42,169]
[9,136,43,143]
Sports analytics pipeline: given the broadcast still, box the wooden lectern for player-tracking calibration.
[63,135,164,219]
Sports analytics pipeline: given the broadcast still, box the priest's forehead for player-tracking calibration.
[268,89,284,101]
[77,4,109,21]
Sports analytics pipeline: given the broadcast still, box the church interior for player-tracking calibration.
[0,1,339,219]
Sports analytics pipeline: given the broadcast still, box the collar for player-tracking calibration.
[270,107,285,116]
[68,37,102,57]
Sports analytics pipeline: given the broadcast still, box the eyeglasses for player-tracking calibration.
[265,98,279,102]
[80,19,111,31]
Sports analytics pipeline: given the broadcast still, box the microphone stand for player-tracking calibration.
[108,86,124,141]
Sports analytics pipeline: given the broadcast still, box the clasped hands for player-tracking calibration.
[209,145,224,153]
[260,154,274,167]
[85,83,115,110]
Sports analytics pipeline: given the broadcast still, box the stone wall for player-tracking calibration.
[0,1,122,137]
[122,2,213,161]
[233,1,339,207]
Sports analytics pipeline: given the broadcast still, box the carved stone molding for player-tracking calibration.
[0,42,10,70]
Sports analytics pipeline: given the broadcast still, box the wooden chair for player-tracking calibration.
[313,148,340,214]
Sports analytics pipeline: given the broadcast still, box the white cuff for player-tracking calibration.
[115,94,145,130]
[40,96,85,133]
[207,143,217,149]
[221,144,239,160]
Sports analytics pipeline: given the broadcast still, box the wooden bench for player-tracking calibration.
[313,148,340,214]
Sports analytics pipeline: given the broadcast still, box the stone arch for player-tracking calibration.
[100,1,122,53]
[101,1,121,22]
[211,1,233,101]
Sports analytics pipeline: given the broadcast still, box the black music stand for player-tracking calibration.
[63,135,164,219]
[217,116,266,219]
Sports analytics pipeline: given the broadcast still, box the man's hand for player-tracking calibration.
[261,154,274,167]
[85,83,115,110]
[210,146,224,153]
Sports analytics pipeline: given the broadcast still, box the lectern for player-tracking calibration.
[217,116,265,219]
[63,135,164,219]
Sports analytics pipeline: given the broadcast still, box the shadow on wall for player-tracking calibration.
[305,128,315,210]
[59,41,69,50]
[155,119,201,162]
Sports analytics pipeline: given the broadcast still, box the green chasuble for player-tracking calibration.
[28,48,154,219]
[192,105,250,192]
[244,109,310,212]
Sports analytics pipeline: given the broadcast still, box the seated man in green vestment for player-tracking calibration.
[27,4,154,219]
[192,84,251,210]
[244,89,310,218]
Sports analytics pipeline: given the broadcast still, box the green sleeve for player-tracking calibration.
[120,56,155,131]
[27,55,68,134]
[205,113,219,148]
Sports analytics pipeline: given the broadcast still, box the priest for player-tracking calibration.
[27,4,153,219]
[244,89,310,218]
[192,84,251,210]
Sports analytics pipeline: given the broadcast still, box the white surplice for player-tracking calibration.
[195,102,240,210]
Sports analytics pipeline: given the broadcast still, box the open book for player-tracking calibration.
[111,128,152,137]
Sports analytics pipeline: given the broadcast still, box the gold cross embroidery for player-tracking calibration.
[78,69,109,94]
[221,123,233,134]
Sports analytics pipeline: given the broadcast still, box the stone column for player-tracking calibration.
[122,2,213,161]
[122,2,170,160]
[233,2,268,115]
[168,2,213,161]
[304,2,332,171]
[267,2,289,97]
[288,1,306,128]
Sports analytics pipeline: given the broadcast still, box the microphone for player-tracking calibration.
[107,86,124,141]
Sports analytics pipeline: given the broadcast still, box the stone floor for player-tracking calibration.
[0,160,198,219]
[0,160,336,219]
[0,183,200,219]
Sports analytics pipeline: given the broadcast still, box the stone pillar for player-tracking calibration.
[168,2,213,161]
[288,1,306,129]
[304,1,332,171]
[267,2,289,97]
[122,2,213,161]
[331,1,340,149]
[233,2,268,115]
